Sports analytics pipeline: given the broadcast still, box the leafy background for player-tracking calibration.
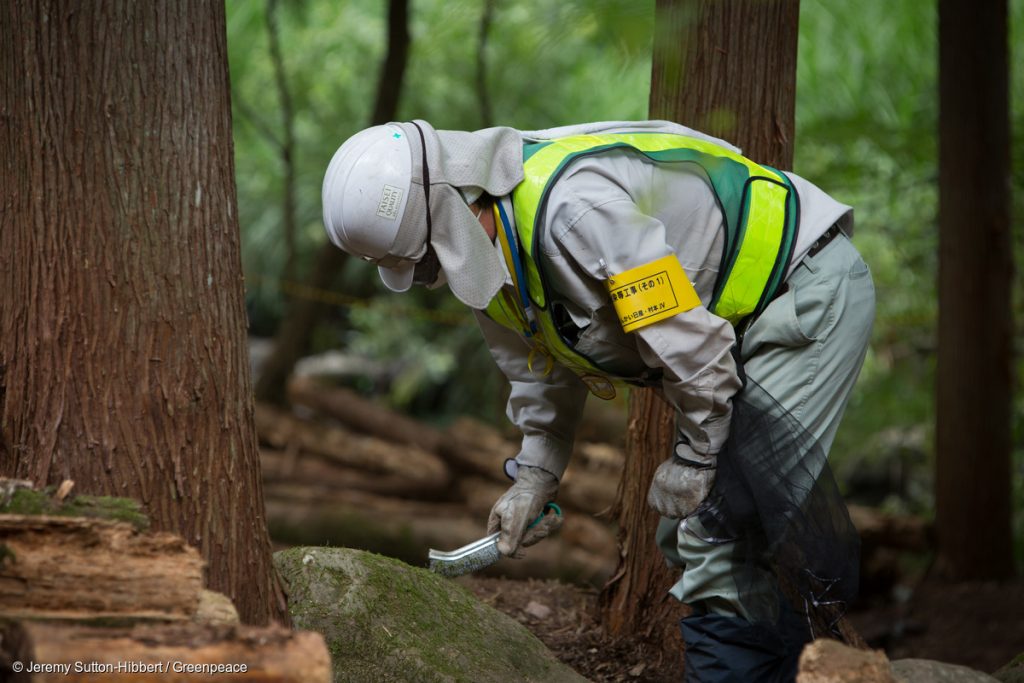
[226,0,1024,562]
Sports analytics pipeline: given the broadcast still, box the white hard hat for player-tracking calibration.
[322,124,421,292]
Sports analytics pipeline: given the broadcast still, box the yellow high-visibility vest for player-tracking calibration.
[485,133,799,398]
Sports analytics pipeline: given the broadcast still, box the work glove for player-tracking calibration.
[647,443,716,519]
[487,464,562,557]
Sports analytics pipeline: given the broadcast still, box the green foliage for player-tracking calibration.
[795,0,1024,560]
[794,0,941,510]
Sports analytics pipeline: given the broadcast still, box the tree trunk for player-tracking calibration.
[648,0,799,162]
[0,1,286,624]
[935,0,1013,580]
[601,391,689,655]
[600,0,801,660]
[254,0,411,404]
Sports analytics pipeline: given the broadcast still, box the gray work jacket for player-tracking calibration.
[475,148,852,479]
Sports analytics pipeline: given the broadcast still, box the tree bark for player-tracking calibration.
[254,0,411,404]
[0,1,285,624]
[648,0,799,163]
[601,0,801,660]
[935,0,1014,580]
[601,391,689,653]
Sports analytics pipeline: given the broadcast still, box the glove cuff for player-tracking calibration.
[515,463,560,487]
[503,459,560,484]
[674,441,717,468]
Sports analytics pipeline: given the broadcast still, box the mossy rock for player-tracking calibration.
[994,652,1024,683]
[0,487,148,530]
[275,546,591,683]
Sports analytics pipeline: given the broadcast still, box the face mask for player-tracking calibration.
[413,199,480,289]
[425,268,448,289]
[412,245,443,287]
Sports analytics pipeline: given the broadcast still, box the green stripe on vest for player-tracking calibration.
[486,132,799,393]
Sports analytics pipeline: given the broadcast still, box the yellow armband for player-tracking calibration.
[606,254,701,333]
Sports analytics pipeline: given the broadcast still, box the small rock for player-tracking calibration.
[524,600,552,620]
[797,639,896,683]
[629,663,647,677]
[192,589,240,626]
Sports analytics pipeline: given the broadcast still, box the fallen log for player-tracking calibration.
[440,420,625,505]
[575,442,625,475]
[288,376,444,452]
[440,417,518,482]
[559,466,618,517]
[255,403,450,492]
[0,515,202,621]
[0,621,330,683]
[265,482,470,519]
[457,476,509,516]
[263,485,617,585]
[264,485,485,567]
[261,448,446,499]
[847,504,931,551]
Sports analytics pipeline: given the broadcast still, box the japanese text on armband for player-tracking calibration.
[605,254,701,333]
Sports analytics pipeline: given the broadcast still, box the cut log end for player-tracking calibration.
[3,621,331,683]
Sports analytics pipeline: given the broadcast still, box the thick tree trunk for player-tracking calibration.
[601,0,801,660]
[648,0,799,162]
[935,0,1014,579]
[601,391,689,654]
[0,2,285,624]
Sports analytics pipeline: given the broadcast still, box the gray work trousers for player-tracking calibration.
[659,232,876,618]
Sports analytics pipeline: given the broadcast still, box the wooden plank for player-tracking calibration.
[0,515,202,621]
[2,621,331,682]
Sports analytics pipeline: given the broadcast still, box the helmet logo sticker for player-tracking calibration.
[376,185,404,220]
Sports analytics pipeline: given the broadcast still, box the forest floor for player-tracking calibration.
[461,576,1024,682]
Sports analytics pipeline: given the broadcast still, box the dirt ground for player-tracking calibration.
[461,577,680,683]
[461,576,1024,681]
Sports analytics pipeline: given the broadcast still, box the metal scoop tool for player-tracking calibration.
[428,503,562,577]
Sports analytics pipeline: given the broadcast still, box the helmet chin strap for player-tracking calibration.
[409,120,446,290]
[410,121,433,248]
[399,120,507,309]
